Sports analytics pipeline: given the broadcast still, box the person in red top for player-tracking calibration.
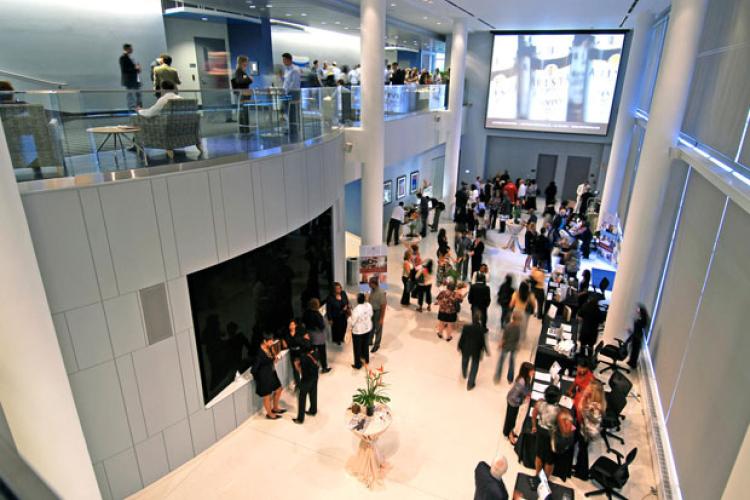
[502,180,518,204]
[568,357,595,409]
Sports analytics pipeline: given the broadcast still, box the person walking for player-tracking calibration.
[497,274,515,328]
[304,298,331,373]
[417,193,430,237]
[458,310,488,390]
[509,282,536,342]
[495,310,522,384]
[350,293,373,369]
[415,259,435,313]
[387,202,405,245]
[469,236,485,277]
[468,274,491,330]
[325,282,349,345]
[119,43,142,110]
[401,250,414,306]
[503,362,534,443]
[455,232,472,282]
[252,333,285,419]
[292,344,319,424]
[627,304,650,368]
[436,280,462,341]
[368,277,387,353]
[523,222,538,272]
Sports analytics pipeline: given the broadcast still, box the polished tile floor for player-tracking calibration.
[131,223,656,500]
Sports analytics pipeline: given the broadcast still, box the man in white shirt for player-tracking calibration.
[350,293,373,368]
[331,62,342,82]
[387,201,405,246]
[349,64,361,85]
[282,52,301,139]
[574,181,590,213]
[137,80,181,118]
[518,180,527,201]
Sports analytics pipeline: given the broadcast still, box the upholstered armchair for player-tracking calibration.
[134,99,202,160]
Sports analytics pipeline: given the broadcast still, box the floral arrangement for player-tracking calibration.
[352,365,390,413]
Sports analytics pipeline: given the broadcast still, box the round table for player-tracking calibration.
[346,404,392,488]
[86,125,146,167]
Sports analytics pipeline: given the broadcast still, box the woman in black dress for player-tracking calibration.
[628,304,650,368]
[252,333,284,419]
[326,282,350,345]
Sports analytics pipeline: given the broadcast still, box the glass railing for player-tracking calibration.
[0,84,445,183]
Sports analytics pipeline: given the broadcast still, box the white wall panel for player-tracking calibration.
[79,188,118,299]
[69,361,132,462]
[283,150,309,231]
[99,181,165,294]
[150,178,180,280]
[175,330,201,414]
[650,173,726,414]
[104,294,146,357]
[167,172,219,275]
[188,409,216,454]
[114,355,148,444]
[212,396,237,439]
[131,338,187,437]
[208,170,229,262]
[103,448,142,499]
[306,146,324,217]
[21,190,100,313]
[167,278,192,335]
[232,384,255,424]
[667,201,750,500]
[135,434,170,486]
[65,303,113,370]
[52,312,78,374]
[220,164,259,257]
[162,420,194,471]
[257,157,288,243]
[93,462,113,500]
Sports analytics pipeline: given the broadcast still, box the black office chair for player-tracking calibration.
[598,338,631,374]
[600,371,632,453]
[585,448,638,500]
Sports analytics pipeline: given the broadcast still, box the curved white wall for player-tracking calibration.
[20,134,346,499]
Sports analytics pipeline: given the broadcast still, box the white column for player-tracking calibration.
[360,0,386,246]
[603,0,709,343]
[442,18,468,215]
[598,10,654,225]
[0,121,99,497]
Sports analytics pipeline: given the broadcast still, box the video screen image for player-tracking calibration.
[187,208,333,404]
[485,32,626,135]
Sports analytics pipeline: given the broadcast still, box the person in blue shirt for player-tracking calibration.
[281,52,301,140]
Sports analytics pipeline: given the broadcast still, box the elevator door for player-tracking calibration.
[536,154,558,203]
[562,155,592,202]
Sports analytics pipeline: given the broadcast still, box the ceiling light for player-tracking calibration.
[423,16,428,20]
[249,5,256,7]
[394,35,399,39]
[201,17,208,21]
[391,3,397,6]
[301,12,307,16]
[436,21,441,25]
[265,4,272,7]
[321,21,327,24]
[285,12,291,16]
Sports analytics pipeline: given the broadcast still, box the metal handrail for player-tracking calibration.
[0,69,67,88]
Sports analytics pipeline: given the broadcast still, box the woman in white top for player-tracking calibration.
[350,293,373,369]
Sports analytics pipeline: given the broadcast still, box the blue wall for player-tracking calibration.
[397,50,420,69]
[227,18,274,85]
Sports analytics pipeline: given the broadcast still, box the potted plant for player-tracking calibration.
[352,365,390,416]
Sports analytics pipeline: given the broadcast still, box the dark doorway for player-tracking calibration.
[562,155,592,201]
[194,37,232,121]
[536,154,558,206]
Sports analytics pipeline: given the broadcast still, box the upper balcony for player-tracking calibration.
[0,84,447,186]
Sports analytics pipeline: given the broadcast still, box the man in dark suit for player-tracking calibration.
[418,193,430,237]
[468,274,491,329]
[474,455,509,500]
[293,344,319,424]
[390,62,406,85]
[119,43,142,110]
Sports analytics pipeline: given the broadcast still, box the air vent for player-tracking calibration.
[139,284,174,345]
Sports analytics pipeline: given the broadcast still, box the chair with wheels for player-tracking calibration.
[585,448,638,499]
[600,371,632,453]
[598,337,631,374]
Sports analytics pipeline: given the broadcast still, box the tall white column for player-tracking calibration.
[360,0,386,246]
[598,10,654,225]
[0,121,99,498]
[604,0,709,343]
[442,18,468,215]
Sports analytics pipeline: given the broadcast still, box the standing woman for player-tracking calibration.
[350,293,373,369]
[436,250,454,287]
[304,298,332,373]
[509,281,536,341]
[574,379,606,479]
[497,274,515,327]
[531,385,561,478]
[252,333,284,419]
[325,282,350,345]
[437,228,450,256]
[470,236,485,277]
[415,258,435,313]
[627,304,650,368]
[525,180,537,211]
[401,250,414,306]
[436,280,462,341]
[504,362,535,443]
[231,55,253,133]
[523,222,538,272]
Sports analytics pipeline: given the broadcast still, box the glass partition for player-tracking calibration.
[1,84,445,183]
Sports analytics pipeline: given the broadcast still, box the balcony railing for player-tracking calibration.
[0,84,446,183]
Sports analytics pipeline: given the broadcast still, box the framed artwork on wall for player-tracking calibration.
[396,175,407,199]
[383,180,393,205]
[409,171,419,194]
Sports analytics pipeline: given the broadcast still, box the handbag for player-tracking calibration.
[344,326,352,344]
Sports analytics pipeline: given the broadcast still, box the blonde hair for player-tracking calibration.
[586,379,606,412]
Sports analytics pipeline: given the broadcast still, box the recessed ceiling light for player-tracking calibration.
[265,4,272,7]
[285,12,291,16]
[436,21,441,25]
[423,16,428,20]
[335,21,341,24]
[321,21,327,24]
[344,26,349,30]
[249,5,256,8]
[301,12,307,16]
[394,35,399,39]
[201,17,208,21]
[391,3,397,6]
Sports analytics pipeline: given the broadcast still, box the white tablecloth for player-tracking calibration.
[346,405,392,488]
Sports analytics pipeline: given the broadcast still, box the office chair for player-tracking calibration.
[598,338,631,374]
[600,371,632,453]
[585,448,638,500]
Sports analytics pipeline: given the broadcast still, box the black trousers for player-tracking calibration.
[290,353,301,386]
[533,287,545,319]
[430,208,443,231]
[503,403,520,437]
[420,213,429,237]
[315,344,328,370]
[417,284,432,307]
[628,335,642,368]
[574,429,589,479]
[500,303,511,327]
[401,276,411,305]
[461,352,480,388]
[386,218,401,245]
[352,332,370,368]
[296,378,318,422]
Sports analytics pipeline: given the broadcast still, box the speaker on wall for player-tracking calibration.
[139,283,174,345]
